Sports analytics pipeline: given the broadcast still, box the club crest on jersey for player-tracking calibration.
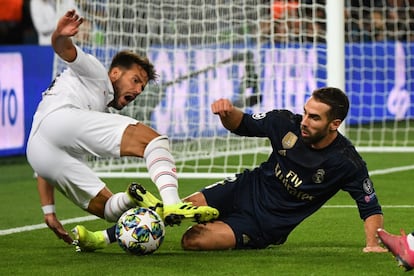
[282,132,298,149]
[252,112,266,120]
[312,169,325,184]
[363,178,374,194]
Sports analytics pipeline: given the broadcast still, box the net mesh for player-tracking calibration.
[53,1,414,178]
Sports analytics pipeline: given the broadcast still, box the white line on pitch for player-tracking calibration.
[322,205,414,208]
[370,164,414,176]
[0,215,98,236]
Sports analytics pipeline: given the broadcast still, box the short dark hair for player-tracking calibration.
[312,87,349,121]
[109,50,158,82]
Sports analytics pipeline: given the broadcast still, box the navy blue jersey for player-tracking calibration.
[204,109,382,248]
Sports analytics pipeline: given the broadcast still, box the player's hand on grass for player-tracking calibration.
[362,245,389,253]
[44,213,73,245]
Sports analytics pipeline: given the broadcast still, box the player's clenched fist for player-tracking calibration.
[211,98,234,117]
[211,99,243,131]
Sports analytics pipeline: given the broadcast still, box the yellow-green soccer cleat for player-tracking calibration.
[126,182,164,216]
[163,202,220,226]
[72,225,107,252]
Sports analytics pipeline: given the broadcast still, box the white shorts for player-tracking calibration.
[26,107,138,209]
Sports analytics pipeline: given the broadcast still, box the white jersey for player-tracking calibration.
[32,45,114,132]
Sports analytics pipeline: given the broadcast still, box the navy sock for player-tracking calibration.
[106,225,117,243]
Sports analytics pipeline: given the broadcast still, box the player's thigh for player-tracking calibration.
[53,157,107,210]
[181,221,236,250]
[40,108,138,158]
[27,131,106,210]
[27,127,67,180]
[200,176,242,216]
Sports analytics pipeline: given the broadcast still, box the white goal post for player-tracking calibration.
[54,0,414,179]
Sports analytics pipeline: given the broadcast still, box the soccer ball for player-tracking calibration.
[115,207,165,255]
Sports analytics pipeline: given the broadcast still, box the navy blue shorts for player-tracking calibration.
[201,171,287,249]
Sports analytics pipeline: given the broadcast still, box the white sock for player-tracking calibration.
[407,233,414,251]
[101,230,111,244]
[157,176,181,205]
[104,192,134,222]
[144,135,181,205]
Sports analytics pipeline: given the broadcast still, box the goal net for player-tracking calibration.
[54,0,414,178]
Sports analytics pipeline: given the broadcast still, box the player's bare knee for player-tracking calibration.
[121,124,160,157]
[182,192,207,206]
[181,224,207,250]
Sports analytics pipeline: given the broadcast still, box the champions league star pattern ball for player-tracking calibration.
[115,207,165,255]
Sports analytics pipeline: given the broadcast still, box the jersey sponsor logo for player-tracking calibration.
[282,131,297,149]
[252,112,266,120]
[274,163,315,201]
[312,169,325,184]
[362,178,374,194]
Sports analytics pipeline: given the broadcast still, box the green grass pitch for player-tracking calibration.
[1,153,414,275]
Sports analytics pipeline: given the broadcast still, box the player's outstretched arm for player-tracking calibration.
[362,214,388,253]
[37,177,73,245]
[51,9,84,62]
[211,98,244,131]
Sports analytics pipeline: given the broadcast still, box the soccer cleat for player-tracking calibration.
[126,182,164,216]
[72,225,107,252]
[163,202,219,226]
[127,182,219,226]
[377,228,414,271]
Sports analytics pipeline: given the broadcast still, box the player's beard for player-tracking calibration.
[108,95,122,110]
[301,125,330,146]
[110,81,123,110]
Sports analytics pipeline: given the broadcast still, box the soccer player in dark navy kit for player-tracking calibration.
[180,87,387,253]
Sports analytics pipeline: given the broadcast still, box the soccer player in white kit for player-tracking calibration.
[26,9,218,251]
